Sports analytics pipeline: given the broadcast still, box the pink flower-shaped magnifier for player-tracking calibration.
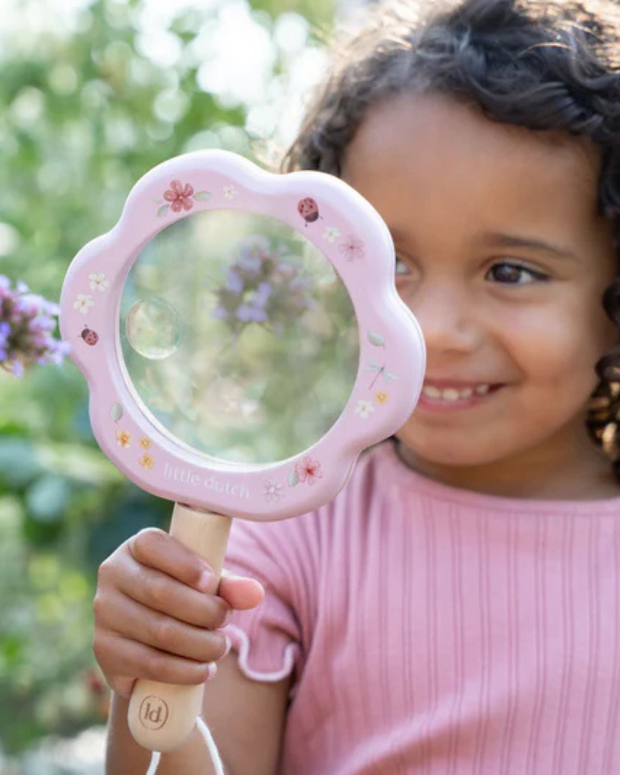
[60,150,425,755]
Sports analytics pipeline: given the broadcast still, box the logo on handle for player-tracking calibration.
[139,696,169,730]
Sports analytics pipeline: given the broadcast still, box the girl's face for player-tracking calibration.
[342,94,618,496]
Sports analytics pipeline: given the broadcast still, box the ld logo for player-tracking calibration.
[139,696,169,730]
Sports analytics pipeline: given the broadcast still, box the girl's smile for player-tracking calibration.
[419,379,502,410]
[343,93,619,497]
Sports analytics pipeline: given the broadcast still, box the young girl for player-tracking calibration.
[93,0,620,772]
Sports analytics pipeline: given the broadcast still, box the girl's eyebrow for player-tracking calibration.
[388,228,580,262]
[478,231,580,261]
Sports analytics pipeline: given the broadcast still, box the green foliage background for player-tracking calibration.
[0,0,336,754]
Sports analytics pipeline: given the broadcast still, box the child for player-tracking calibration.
[93,0,620,772]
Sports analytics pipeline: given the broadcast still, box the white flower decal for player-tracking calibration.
[355,400,375,420]
[74,294,94,314]
[89,273,109,292]
[223,184,237,200]
[264,479,283,502]
[323,226,341,243]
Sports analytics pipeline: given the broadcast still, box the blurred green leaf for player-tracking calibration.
[25,475,73,523]
[0,438,44,488]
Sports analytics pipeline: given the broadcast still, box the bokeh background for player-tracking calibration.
[0,0,368,770]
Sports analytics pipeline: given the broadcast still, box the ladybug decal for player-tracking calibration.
[81,326,99,346]
[297,197,320,225]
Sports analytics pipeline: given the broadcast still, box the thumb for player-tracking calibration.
[218,570,265,611]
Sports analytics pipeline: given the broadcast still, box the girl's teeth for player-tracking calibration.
[422,385,491,401]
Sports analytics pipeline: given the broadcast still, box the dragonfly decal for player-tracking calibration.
[367,361,399,391]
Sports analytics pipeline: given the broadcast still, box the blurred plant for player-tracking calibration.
[212,235,313,334]
[0,0,337,756]
[0,275,69,377]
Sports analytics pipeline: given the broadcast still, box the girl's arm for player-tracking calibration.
[105,657,290,775]
[94,528,289,775]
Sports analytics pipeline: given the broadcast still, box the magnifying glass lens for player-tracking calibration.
[120,210,359,465]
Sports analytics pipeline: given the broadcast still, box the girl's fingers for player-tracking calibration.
[219,571,265,610]
[96,589,231,664]
[127,528,213,592]
[94,631,216,697]
[114,558,230,628]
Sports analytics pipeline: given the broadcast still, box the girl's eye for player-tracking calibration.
[486,261,548,285]
[395,258,412,276]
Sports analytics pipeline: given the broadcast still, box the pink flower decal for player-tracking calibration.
[295,456,323,486]
[339,235,365,261]
[264,479,283,502]
[163,180,195,213]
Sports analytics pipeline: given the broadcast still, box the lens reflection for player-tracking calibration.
[126,298,183,360]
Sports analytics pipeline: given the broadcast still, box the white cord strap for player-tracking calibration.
[146,717,225,775]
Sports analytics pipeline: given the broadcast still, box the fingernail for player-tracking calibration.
[197,568,212,591]
[206,662,218,681]
[223,635,232,657]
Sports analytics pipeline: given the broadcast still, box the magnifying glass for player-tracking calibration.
[60,150,425,753]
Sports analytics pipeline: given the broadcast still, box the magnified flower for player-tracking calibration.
[226,269,244,295]
[211,235,314,335]
[164,180,195,213]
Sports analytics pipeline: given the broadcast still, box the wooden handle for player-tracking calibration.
[127,503,232,753]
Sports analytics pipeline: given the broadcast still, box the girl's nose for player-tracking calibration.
[401,282,481,355]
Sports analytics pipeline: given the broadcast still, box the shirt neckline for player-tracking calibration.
[380,442,620,516]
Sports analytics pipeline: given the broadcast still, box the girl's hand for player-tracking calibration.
[93,527,264,698]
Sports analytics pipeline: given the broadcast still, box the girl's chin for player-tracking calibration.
[394,436,505,470]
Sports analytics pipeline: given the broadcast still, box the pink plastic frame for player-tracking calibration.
[60,150,425,521]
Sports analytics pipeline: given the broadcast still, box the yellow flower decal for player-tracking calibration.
[116,430,131,448]
[139,454,155,470]
[375,391,389,404]
[140,437,151,450]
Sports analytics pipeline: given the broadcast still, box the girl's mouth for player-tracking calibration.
[418,382,503,408]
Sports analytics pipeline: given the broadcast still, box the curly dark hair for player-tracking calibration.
[284,0,620,473]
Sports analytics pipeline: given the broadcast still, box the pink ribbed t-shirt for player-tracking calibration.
[225,443,620,774]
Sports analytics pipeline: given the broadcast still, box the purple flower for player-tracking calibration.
[212,306,230,321]
[9,360,24,377]
[226,269,244,295]
[236,253,262,275]
[213,237,314,334]
[235,305,253,322]
[0,274,68,377]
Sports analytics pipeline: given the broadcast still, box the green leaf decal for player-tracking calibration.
[288,470,299,487]
[192,191,211,201]
[111,403,123,422]
[368,331,385,347]
[157,204,170,218]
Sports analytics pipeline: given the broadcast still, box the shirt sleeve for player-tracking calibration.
[223,515,315,685]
